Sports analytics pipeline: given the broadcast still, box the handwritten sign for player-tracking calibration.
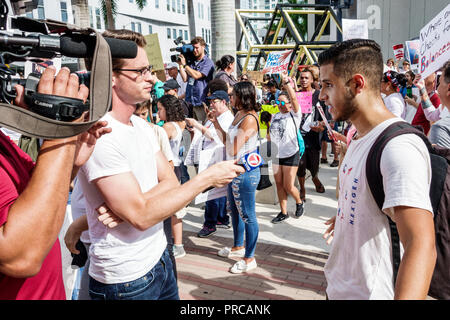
[419,4,450,79]
[342,19,369,41]
[296,91,312,114]
[262,50,293,75]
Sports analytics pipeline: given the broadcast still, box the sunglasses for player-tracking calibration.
[275,100,287,106]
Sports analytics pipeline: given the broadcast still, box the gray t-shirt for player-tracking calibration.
[429,113,450,149]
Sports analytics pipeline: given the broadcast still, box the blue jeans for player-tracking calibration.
[227,169,260,259]
[204,196,229,228]
[88,248,179,300]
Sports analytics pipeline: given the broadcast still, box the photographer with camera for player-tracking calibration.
[178,37,215,123]
[0,65,111,299]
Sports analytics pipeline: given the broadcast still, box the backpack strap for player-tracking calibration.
[365,121,433,286]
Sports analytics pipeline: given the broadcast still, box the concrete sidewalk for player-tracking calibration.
[177,154,339,300]
[60,152,339,300]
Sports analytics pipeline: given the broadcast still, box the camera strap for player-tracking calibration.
[0,25,111,139]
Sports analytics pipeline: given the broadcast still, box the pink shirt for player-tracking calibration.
[0,132,65,300]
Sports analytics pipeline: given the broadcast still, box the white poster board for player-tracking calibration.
[419,4,450,79]
[262,50,293,75]
[194,147,228,204]
[342,19,369,41]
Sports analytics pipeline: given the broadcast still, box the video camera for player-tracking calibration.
[0,0,137,122]
[170,36,195,66]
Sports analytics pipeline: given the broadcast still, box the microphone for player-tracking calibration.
[60,34,138,59]
[0,33,138,59]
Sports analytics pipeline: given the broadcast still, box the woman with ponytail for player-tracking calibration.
[214,55,238,93]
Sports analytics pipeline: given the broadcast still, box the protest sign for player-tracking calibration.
[419,4,450,79]
[262,50,293,75]
[144,33,165,71]
[247,70,264,83]
[24,58,61,77]
[342,19,369,41]
[392,44,404,61]
[405,40,420,71]
[296,91,313,114]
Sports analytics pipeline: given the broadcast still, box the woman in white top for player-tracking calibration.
[210,81,261,274]
[381,70,407,119]
[158,94,187,259]
[268,72,304,223]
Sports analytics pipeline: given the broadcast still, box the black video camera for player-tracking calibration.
[0,1,137,122]
[170,36,195,66]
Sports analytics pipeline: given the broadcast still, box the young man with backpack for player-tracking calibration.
[319,39,436,300]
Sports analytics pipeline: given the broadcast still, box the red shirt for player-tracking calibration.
[411,93,441,135]
[0,132,66,300]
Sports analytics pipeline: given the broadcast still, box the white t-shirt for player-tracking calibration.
[201,110,234,152]
[383,93,406,119]
[269,109,302,158]
[403,87,420,124]
[227,114,259,160]
[78,113,166,284]
[324,118,432,300]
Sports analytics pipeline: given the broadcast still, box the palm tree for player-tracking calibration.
[101,0,147,30]
[71,0,147,31]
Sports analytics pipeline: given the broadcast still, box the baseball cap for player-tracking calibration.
[207,90,229,103]
[162,79,181,91]
[166,62,179,70]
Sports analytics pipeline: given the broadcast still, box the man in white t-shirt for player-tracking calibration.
[76,30,244,300]
[319,39,436,300]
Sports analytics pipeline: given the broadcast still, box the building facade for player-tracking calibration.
[20,0,212,65]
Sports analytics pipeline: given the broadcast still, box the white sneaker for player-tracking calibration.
[230,259,257,274]
[173,245,186,259]
[217,247,245,258]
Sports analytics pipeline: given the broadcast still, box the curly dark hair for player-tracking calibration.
[158,95,185,122]
[232,81,261,112]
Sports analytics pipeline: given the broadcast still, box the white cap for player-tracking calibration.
[166,62,179,70]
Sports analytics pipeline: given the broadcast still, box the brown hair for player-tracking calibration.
[191,36,206,47]
[103,29,147,70]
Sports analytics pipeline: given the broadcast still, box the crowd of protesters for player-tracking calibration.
[0,29,449,301]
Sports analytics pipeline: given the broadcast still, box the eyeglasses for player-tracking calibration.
[113,65,153,77]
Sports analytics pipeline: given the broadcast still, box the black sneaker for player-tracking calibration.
[330,159,339,167]
[295,203,304,218]
[271,212,289,224]
[320,158,328,164]
[197,226,216,238]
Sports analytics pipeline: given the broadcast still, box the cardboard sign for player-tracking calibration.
[247,70,264,83]
[144,33,165,71]
[342,19,369,41]
[296,91,313,114]
[419,4,450,78]
[393,44,404,61]
[262,50,293,75]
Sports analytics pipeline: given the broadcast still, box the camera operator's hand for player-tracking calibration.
[14,66,89,109]
[178,54,187,66]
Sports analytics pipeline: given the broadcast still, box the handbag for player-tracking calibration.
[248,113,273,190]
[290,113,305,158]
